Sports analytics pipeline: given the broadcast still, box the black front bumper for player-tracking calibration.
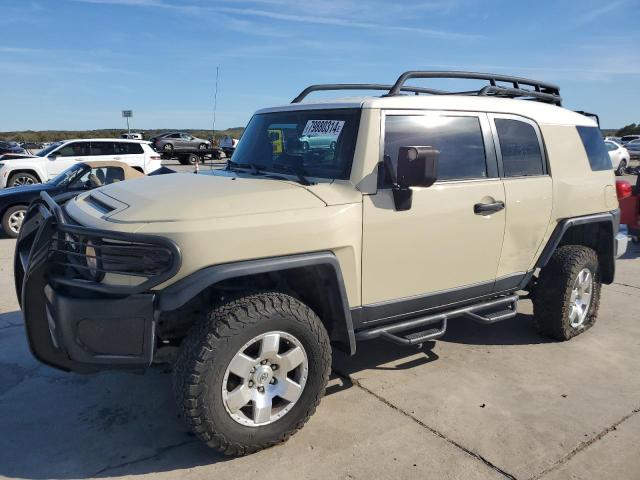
[15,193,180,373]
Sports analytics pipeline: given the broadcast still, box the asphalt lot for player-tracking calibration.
[1,168,639,480]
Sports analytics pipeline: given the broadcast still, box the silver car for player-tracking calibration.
[151,132,210,153]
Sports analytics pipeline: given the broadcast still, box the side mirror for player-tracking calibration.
[390,146,439,211]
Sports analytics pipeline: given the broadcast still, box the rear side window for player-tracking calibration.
[577,126,612,171]
[115,142,144,154]
[90,142,115,156]
[495,119,544,177]
[384,115,487,182]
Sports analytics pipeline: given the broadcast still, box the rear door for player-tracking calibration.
[361,111,506,317]
[89,141,117,162]
[488,114,553,288]
[115,142,145,170]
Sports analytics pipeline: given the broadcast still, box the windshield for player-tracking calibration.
[37,141,63,157]
[230,109,360,181]
[48,164,86,186]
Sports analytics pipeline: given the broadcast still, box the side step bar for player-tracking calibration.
[355,295,519,346]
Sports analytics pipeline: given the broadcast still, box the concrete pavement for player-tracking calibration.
[1,237,639,480]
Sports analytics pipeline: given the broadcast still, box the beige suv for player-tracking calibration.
[15,71,627,455]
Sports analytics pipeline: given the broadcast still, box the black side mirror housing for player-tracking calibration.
[391,146,439,211]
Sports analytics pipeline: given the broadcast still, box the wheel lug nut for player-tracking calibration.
[271,364,278,370]
[248,380,254,388]
[258,386,265,393]
[270,378,277,384]
[261,360,268,365]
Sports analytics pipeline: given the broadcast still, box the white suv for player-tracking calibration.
[0,139,161,188]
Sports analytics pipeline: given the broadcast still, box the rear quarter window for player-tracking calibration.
[576,126,612,171]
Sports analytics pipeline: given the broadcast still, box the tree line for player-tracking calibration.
[0,128,245,143]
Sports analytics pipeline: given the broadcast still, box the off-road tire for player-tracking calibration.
[533,245,601,341]
[173,291,331,455]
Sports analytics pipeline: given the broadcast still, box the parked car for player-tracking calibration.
[625,139,640,160]
[121,133,143,140]
[0,161,144,238]
[150,132,211,153]
[0,138,161,188]
[620,135,640,145]
[0,141,26,156]
[604,136,622,143]
[16,70,626,456]
[219,135,239,158]
[604,140,630,175]
[20,142,44,150]
[299,134,337,151]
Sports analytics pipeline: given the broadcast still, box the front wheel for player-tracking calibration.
[2,205,27,238]
[174,291,331,455]
[533,246,601,340]
[8,172,39,187]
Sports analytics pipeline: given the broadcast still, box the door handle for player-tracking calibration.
[474,201,505,214]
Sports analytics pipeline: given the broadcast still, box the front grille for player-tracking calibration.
[19,191,181,296]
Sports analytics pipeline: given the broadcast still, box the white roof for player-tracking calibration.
[257,95,597,127]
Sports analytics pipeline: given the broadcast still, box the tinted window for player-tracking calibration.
[384,115,487,182]
[90,142,115,156]
[115,142,143,154]
[169,133,181,139]
[495,119,544,177]
[56,142,89,157]
[605,142,618,151]
[577,126,612,171]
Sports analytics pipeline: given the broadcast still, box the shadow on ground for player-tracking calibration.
[0,306,544,479]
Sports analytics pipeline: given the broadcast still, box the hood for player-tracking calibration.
[0,152,34,160]
[0,182,53,196]
[74,172,327,223]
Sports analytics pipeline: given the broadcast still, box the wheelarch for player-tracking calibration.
[7,168,44,185]
[156,252,356,355]
[536,213,617,284]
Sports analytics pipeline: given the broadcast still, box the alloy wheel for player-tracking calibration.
[222,331,308,427]
[569,268,593,328]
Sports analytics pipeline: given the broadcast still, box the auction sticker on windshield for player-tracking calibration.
[302,120,345,138]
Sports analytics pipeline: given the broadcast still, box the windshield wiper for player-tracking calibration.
[271,164,314,186]
[227,160,265,175]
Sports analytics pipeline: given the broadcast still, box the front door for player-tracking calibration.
[361,111,506,322]
[47,141,91,177]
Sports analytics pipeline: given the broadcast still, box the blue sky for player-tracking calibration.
[1,0,639,131]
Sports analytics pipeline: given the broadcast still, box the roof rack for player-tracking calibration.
[574,110,600,127]
[292,70,562,106]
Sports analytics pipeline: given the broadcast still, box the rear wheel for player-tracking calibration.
[198,143,208,150]
[174,291,331,455]
[8,172,39,187]
[2,205,27,238]
[163,143,174,153]
[533,245,601,340]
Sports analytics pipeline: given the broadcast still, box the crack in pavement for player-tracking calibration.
[90,439,200,477]
[612,282,640,290]
[529,405,640,480]
[332,368,518,480]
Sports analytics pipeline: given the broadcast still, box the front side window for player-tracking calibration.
[494,118,544,177]
[231,109,360,180]
[577,126,612,171]
[383,114,487,182]
[56,142,89,157]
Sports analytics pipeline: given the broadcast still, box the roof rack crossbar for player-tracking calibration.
[291,83,447,103]
[477,85,562,105]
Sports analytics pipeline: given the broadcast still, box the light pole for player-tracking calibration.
[212,66,219,144]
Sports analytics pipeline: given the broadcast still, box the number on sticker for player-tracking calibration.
[302,120,345,138]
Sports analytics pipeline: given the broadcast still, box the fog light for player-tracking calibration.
[85,240,99,278]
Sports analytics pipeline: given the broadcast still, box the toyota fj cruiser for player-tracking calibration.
[15,71,627,455]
